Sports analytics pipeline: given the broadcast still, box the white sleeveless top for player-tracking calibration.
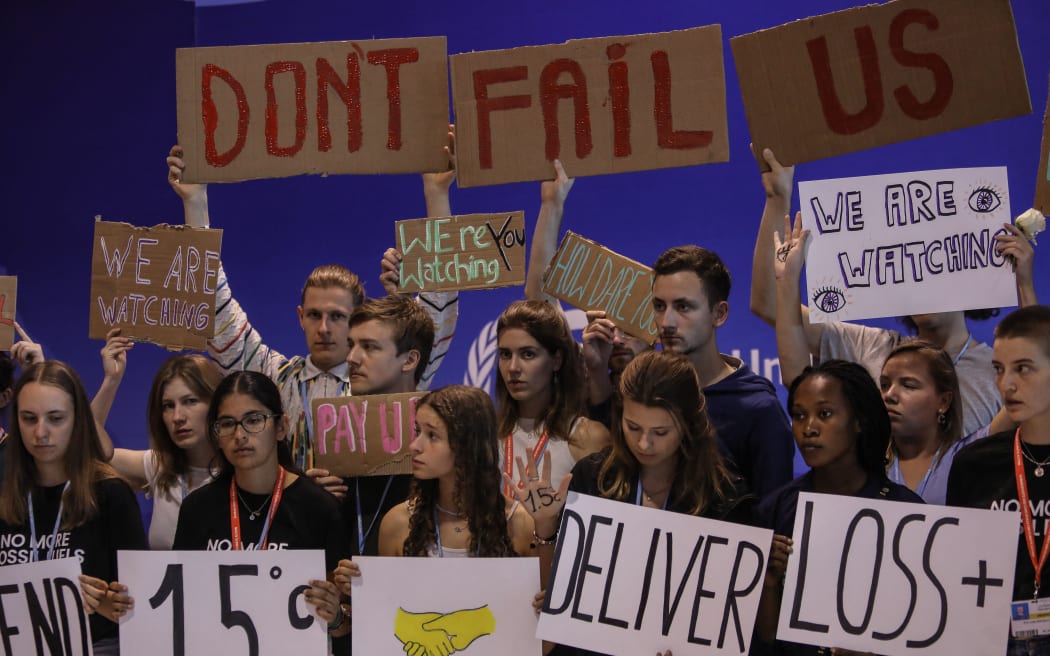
[500,417,581,491]
[143,451,215,550]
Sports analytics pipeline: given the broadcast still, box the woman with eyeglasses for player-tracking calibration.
[172,371,352,641]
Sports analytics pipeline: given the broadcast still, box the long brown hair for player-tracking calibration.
[495,301,586,443]
[598,351,733,515]
[0,361,119,529]
[403,385,515,557]
[147,355,223,500]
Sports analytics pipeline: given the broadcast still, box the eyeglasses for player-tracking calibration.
[212,412,281,439]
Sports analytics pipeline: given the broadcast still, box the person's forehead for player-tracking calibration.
[653,270,708,301]
[994,335,1050,362]
[350,318,397,343]
[302,286,355,311]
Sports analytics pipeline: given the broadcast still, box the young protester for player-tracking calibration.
[774,213,1027,504]
[164,129,459,497]
[514,350,751,656]
[343,293,436,556]
[651,245,794,497]
[0,361,147,655]
[947,305,1050,654]
[90,328,223,549]
[750,147,1038,437]
[754,360,923,655]
[496,300,609,494]
[172,370,351,641]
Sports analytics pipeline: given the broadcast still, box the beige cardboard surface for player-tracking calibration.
[312,392,421,477]
[732,0,1031,169]
[396,212,526,292]
[542,231,657,343]
[0,276,15,350]
[1036,76,1050,213]
[89,222,222,350]
[176,37,449,183]
[451,26,728,188]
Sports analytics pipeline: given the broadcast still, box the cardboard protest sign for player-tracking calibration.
[0,557,90,656]
[537,492,772,655]
[396,212,526,292]
[1036,76,1050,213]
[119,550,327,656]
[778,492,1017,655]
[451,26,728,188]
[732,0,1031,168]
[176,37,449,183]
[311,392,421,477]
[89,221,222,350]
[797,166,1016,323]
[0,276,15,350]
[352,556,541,656]
[542,231,657,343]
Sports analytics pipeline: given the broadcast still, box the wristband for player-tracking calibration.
[532,529,558,546]
[327,603,346,632]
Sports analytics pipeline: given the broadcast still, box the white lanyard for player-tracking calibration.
[28,482,71,562]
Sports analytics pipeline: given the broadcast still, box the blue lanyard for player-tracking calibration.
[634,480,671,510]
[889,454,936,499]
[356,476,394,554]
[952,334,973,366]
[28,482,71,562]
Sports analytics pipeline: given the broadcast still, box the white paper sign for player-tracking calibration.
[798,166,1016,322]
[351,556,542,656]
[537,492,772,655]
[118,550,328,656]
[777,492,1018,655]
[0,557,90,656]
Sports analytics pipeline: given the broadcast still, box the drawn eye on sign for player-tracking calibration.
[812,285,847,314]
[967,186,1003,214]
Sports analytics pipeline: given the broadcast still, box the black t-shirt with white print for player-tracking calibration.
[0,477,147,644]
[947,429,1050,601]
[173,473,350,572]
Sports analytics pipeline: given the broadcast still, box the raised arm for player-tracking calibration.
[90,328,149,488]
[167,145,209,228]
[774,213,813,386]
[581,311,615,408]
[525,159,574,305]
[995,222,1039,308]
[750,146,795,327]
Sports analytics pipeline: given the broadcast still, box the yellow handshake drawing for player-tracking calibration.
[394,606,496,656]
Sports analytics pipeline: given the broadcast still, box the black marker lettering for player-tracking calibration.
[662,532,705,636]
[719,540,765,651]
[571,514,614,622]
[597,522,629,629]
[544,509,585,615]
[907,517,958,648]
[687,534,728,646]
[634,529,661,630]
[872,513,924,641]
[837,509,884,635]
[0,584,20,653]
[789,501,830,633]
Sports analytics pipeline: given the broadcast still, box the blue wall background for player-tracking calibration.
[4,0,1049,481]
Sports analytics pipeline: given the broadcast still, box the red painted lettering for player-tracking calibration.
[0,296,11,326]
[201,64,249,167]
[806,28,884,135]
[473,67,532,169]
[606,44,631,157]
[367,48,420,150]
[539,58,593,161]
[316,55,362,153]
[264,61,308,157]
[890,9,953,120]
[651,51,712,149]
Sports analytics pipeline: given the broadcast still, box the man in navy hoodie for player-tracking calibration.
[651,245,793,498]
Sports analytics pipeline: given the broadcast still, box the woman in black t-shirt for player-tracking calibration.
[754,360,924,656]
[0,361,147,655]
[172,371,351,640]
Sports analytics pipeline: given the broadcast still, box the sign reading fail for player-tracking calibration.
[176,37,449,183]
[538,492,772,656]
[311,392,421,477]
[90,221,222,351]
[119,550,328,656]
[396,212,526,292]
[732,0,1030,168]
[451,26,728,188]
[798,166,1016,323]
[542,231,657,343]
[778,492,1017,656]
[0,557,90,656]
[0,276,15,350]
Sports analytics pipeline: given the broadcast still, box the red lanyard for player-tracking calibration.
[502,430,549,498]
[1014,429,1050,598]
[229,467,286,551]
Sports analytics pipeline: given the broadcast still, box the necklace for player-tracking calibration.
[237,490,273,520]
[1020,442,1050,478]
[641,484,672,504]
[435,502,464,517]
